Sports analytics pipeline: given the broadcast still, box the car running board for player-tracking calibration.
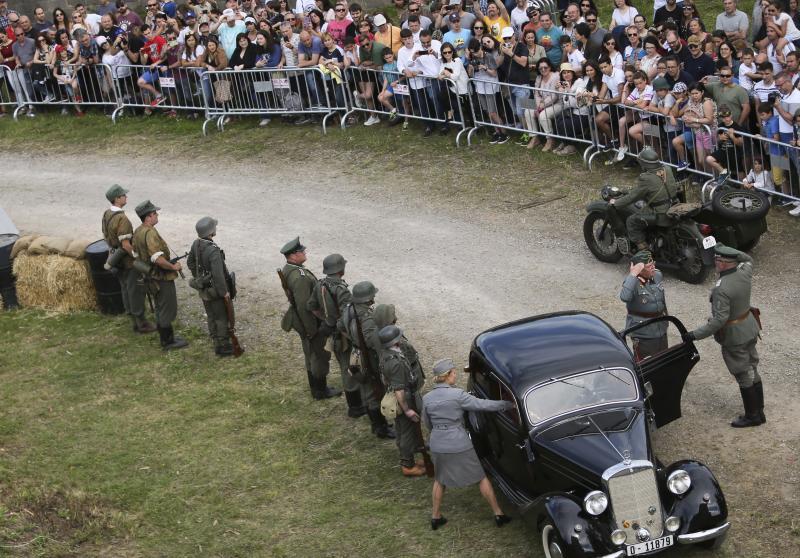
[481,458,536,512]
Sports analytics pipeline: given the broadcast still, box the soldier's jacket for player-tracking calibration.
[345,302,381,372]
[380,348,422,410]
[614,166,677,214]
[132,224,177,281]
[307,275,352,331]
[187,238,229,300]
[620,270,667,339]
[101,207,134,269]
[282,263,319,338]
[693,250,759,346]
[373,303,425,384]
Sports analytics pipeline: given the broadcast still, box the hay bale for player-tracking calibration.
[63,239,91,260]
[13,253,96,312]
[11,234,38,259]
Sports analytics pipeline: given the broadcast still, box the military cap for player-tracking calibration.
[638,147,662,170]
[714,243,739,260]
[135,199,160,219]
[105,184,128,202]
[351,281,378,303]
[195,216,218,238]
[631,250,654,265]
[432,358,456,377]
[280,236,306,255]
[378,325,403,348]
[322,253,347,275]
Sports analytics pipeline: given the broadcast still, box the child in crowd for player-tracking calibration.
[53,46,84,116]
[378,47,404,125]
[560,34,584,75]
[737,48,759,95]
[757,104,786,196]
[742,157,776,193]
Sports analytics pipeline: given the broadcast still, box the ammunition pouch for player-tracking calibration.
[380,391,400,419]
[132,259,152,276]
[104,247,127,271]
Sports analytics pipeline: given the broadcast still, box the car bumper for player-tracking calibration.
[599,552,625,558]
[677,522,731,544]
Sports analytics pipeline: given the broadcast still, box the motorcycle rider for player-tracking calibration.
[609,148,677,251]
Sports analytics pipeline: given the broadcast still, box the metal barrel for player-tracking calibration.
[85,239,125,315]
[0,234,19,310]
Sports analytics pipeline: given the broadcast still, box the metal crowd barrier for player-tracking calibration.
[200,66,341,136]
[466,77,599,163]
[0,65,20,116]
[9,63,118,120]
[110,63,207,123]
[340,68,469,146]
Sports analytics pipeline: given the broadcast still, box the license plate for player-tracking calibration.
[626,535,673,555]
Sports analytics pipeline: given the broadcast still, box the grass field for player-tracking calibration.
[0,310,547,557]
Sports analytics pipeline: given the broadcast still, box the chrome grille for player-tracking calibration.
[604,462,664,543]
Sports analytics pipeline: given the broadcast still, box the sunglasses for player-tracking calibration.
[474,25,484,30]
[335,8,345,12]
[586,18,597,23]
[719,73,733,77]
[409,8,419,12]
[627,33,638,37]
[441,50,453,54]
[688,43,700,48]
[605,40,615,45]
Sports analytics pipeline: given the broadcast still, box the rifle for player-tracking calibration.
[408,396,434,478]
[223,296,244,357]
[353,307,385,401]
[169,252,188,279]
[277,268,308,339]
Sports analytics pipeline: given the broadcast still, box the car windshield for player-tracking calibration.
[524,368,638,425]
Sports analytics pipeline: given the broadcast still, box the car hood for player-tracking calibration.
[533,408,650,483]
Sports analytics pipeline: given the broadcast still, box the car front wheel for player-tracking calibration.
[541,521,567,558]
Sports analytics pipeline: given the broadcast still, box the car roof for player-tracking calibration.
[472,311,635,394]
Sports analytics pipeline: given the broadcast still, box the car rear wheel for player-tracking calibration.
[541,521,567,558]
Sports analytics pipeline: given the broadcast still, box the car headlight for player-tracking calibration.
[583,490,608,515]
[665,516,681,532]
[667,469,692,495]
[611,529,627,545]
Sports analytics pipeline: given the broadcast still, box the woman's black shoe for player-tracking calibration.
[431,516,448,530]
[495,514,512,527]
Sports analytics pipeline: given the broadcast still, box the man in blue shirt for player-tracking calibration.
[297,30,324,108]
[535,12,562,67]
[443,13,471,61]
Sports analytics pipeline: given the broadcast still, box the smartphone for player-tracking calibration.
[168,40,178,48]
[417,50,429,56]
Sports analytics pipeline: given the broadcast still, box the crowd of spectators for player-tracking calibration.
[1,0,800,212]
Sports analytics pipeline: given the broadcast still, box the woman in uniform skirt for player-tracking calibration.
[422,358,514,531]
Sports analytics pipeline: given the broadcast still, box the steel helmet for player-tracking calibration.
[378,325,403,348]
[351,281,378,303]
[638,148,662,170]
[322,253,347,275]
[195,216,218,238]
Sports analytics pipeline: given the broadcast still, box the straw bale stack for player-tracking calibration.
[12,236,96,312]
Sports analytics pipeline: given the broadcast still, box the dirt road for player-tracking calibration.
[3,154,798,556]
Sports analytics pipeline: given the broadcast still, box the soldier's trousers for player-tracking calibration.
[395,391,422,467]
[118,267,145,319]
[299,330,331,380]
[627,213,658,246]
[331,338,359,392]
[632,335,668,361]
[153,279,178,328]
[202,297,230,348]
[360,380,380,411]
[721,339,761,388]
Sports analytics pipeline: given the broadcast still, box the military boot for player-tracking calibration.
[344,390,367,418]
[731,385,763,427]
[134,316,157,334]
[367,409,396,439]
[312,376,342,400]
[161,325,189,351]
[753,381,766,423]
[401,463,426,477]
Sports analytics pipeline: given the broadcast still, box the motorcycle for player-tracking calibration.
[583,185,714,284]
[695,178,769,252]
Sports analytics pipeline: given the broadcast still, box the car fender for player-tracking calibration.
[661,460,728,536]
[535,494,612,558]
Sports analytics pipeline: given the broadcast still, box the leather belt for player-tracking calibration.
[433,424,462,430]
[725,310,751,327]
[629,310,666,319]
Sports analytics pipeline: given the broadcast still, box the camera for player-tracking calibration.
[768,91,781,105]
[469,57,482,69]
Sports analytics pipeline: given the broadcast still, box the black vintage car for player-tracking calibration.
[465,311,730,558]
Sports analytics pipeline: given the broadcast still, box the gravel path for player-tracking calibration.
[3,153,798,556]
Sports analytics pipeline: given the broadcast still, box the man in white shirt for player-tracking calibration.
[595,56,626,149]
[772,70,800,212]
[399,28,443,137]
[509,0,529,31]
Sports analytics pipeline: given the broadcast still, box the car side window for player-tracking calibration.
[469,359,521,426]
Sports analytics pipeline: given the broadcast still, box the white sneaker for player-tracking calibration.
[352,90,364,108]
[789,203,800,216]
[364,114,380,126]
[259,118,271,127]
[614,145,628,162]
[61,107,69,115]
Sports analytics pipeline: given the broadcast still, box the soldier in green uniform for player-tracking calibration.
[609,148,677,251]
[343,281,395,439]
[131,200,189,351]
[378,324,426,477]
[683,244,765,428]
[101,184,156,334]
[307,253,365,416]
[279,237,340,400]
[620,250,668,361]
[187,217,235,357]
[374,303,426,389]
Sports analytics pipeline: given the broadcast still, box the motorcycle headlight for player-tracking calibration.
[583,490,608,516]
[611,529,627,545]
[667,469,692,495]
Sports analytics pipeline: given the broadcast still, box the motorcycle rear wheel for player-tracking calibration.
[675,226,709,284]
[583,212,623,263]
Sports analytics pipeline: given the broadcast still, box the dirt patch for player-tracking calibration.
[2,149,799,557]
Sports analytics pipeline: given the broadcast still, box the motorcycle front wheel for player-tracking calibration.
[583,212,623,263]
